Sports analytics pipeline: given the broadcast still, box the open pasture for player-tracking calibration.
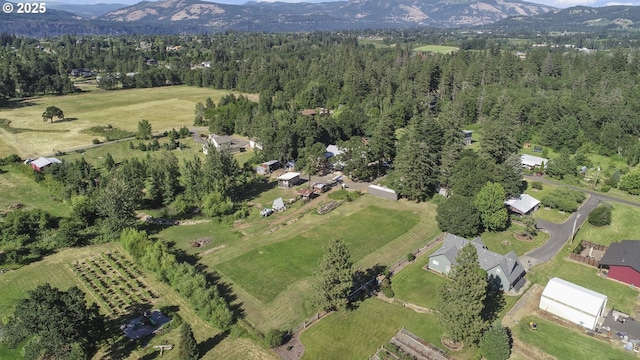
[413,45,459,54]
[215,205,419,304]
[576,202,640,246]
[0,86,255,158]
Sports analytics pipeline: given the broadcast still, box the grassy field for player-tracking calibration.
[413,45,458,54]
[513,316,635,360]
[0,86,256,158]
[391,250,446,310]
[0,164,72,217]
[300,298,455,360]
[575,202,640,246]
[216,206,419,304]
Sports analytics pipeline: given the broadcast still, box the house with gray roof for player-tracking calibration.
[427,233,526,291]
[599,240,640,286]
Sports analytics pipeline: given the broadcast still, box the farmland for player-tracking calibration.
[0,86,256,158]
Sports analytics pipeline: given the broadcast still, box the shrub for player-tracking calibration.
[382,286,395,298]
[263,329,287,348]
[600,185,610,193]
[479,324,511,360]
[92,138,101,144]
[407,253,416,262]
[588,205,612,227]
[541,188,585,212]
[0,154,21,165]
[531,181,543,190]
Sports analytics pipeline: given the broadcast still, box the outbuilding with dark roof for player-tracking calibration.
[599,240,640,286]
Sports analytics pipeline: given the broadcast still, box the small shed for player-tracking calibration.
[462,130,473,146]
[298,188,314,201]
[256,160,280,175]
[368,184,398,201]
[272,197,286,211]
[277,172,300,188]
[539,277,608,331]
[504,194,540,215]
[312,183,328,194]
[521,154,548,170]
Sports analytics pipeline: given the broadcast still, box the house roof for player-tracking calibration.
[277,172,300,181]
[263,160,280,166]
[541,277,607,316]
[521,154,548,167]
[599,240,640,273]
[212,135,234,146]
[301,109,317,116]
[31,157,61,168]
[505,194,540,214]
[368,184,397,195]
[325,144,344,158]
[430,233,525,286]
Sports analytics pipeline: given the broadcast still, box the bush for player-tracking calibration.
[406,253,416,262]
[541,188,585,212]
[0,154,21,165]
[531,181,543,190]
[382,286,395,298]
[479,324,511,360]
[92,138,101,144]
[600,185,610,193]
[588,205,612,227]
[263,329,287,348]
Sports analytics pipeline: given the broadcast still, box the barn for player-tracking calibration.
[29,157,62,172]
[367,184,398,201]
[539,277,608,331]
[599,240,640,286]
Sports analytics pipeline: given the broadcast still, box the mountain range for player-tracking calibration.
[4,0,640,36]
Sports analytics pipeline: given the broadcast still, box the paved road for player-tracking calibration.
[520,175,640,268]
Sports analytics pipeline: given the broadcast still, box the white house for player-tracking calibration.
[539,277,608,331]
[505,194,540,215]
[521,154,548,170]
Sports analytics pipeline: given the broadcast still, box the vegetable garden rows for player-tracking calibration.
[70,252,156,316]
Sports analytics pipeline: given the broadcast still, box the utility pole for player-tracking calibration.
[571,213,581,244]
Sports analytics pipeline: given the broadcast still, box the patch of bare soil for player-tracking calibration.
[200,245,225,256]
[274,332,304,360]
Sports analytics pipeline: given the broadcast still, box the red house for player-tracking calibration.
[29,157,62,172]
[599,240,640,286]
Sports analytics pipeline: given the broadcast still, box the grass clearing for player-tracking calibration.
[216,206,419,304]
[0,86,256,158]
[413,45,458,54]
[300,298,456,360]
[576,202,640,246]
[513,316,635,360]
[0,164,72,217]
[481,223,549,256]
[391,249,446,310]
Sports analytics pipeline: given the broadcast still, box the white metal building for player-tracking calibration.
[539,277,608,331]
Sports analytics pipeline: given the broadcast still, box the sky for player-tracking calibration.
[50,0,638,10]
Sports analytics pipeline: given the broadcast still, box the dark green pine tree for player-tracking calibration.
[368,115,396,169]
[481,101,520,165]
[437,111,464,188]
[311,239,354,312]
[178,323,199,360]
[438,243,488,346]
[392,114,443,201]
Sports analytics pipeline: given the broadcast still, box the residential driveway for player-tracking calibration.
[520,175,640,267]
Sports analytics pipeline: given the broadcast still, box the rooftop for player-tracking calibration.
[599,240,640,273]
[277,172,301,181]
[505,194,540,214]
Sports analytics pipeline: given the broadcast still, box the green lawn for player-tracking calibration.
[413,45,458,54]
[0,164,72,217]
[0,86,256,158]
[514,316,635,360]
[481,223,549,256]
[575,202,640,246]
[216,206,418,304]
[391,250,446,310]
[300,298,453,360]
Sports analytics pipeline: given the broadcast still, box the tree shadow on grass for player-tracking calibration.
[198,331,229,355]
[348,263,388,310]
[238,178,277,202]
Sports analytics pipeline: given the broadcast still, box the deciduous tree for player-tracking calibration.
[136,119,152,140]
[42,106,64,123]
[438,243,488,346]
[436,195,482,238]
[474,182,509,232]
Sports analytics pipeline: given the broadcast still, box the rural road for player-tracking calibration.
[520,175,640,268]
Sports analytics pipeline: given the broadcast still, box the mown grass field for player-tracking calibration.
[216,206,419,304]
[413,45,458,54]
[300,298,454,360]
[481,223,549,256]
[0,86,256,158]
[391,249,446,310]
[514,316,635,360]
[576,202,640,246]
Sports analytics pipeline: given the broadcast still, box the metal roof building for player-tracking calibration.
[539,277,608,331]
[505,194,540,215]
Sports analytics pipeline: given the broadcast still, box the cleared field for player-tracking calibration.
[575,202,640,246]
[0,164,72,217]
[0,86,256,158]
[300,298,461,360]
[216,206,419,304]
[514,316,635,360]
[413,45,458,54]
[391,249,445,310]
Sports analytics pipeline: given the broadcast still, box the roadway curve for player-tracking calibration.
[520,175,640,268]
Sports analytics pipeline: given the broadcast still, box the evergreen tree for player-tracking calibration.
[479,324,511,360]
[392,114,443,201]
[178,323,199,360]
[474,182,509,232]
[438,112,464,188]
[103,153,115,171]
[368,115,396,168]
[311,239,353,312]
[438,243,488,345]
[136,119,152,140]
[449,149,496,198]
[481,105,520,164]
